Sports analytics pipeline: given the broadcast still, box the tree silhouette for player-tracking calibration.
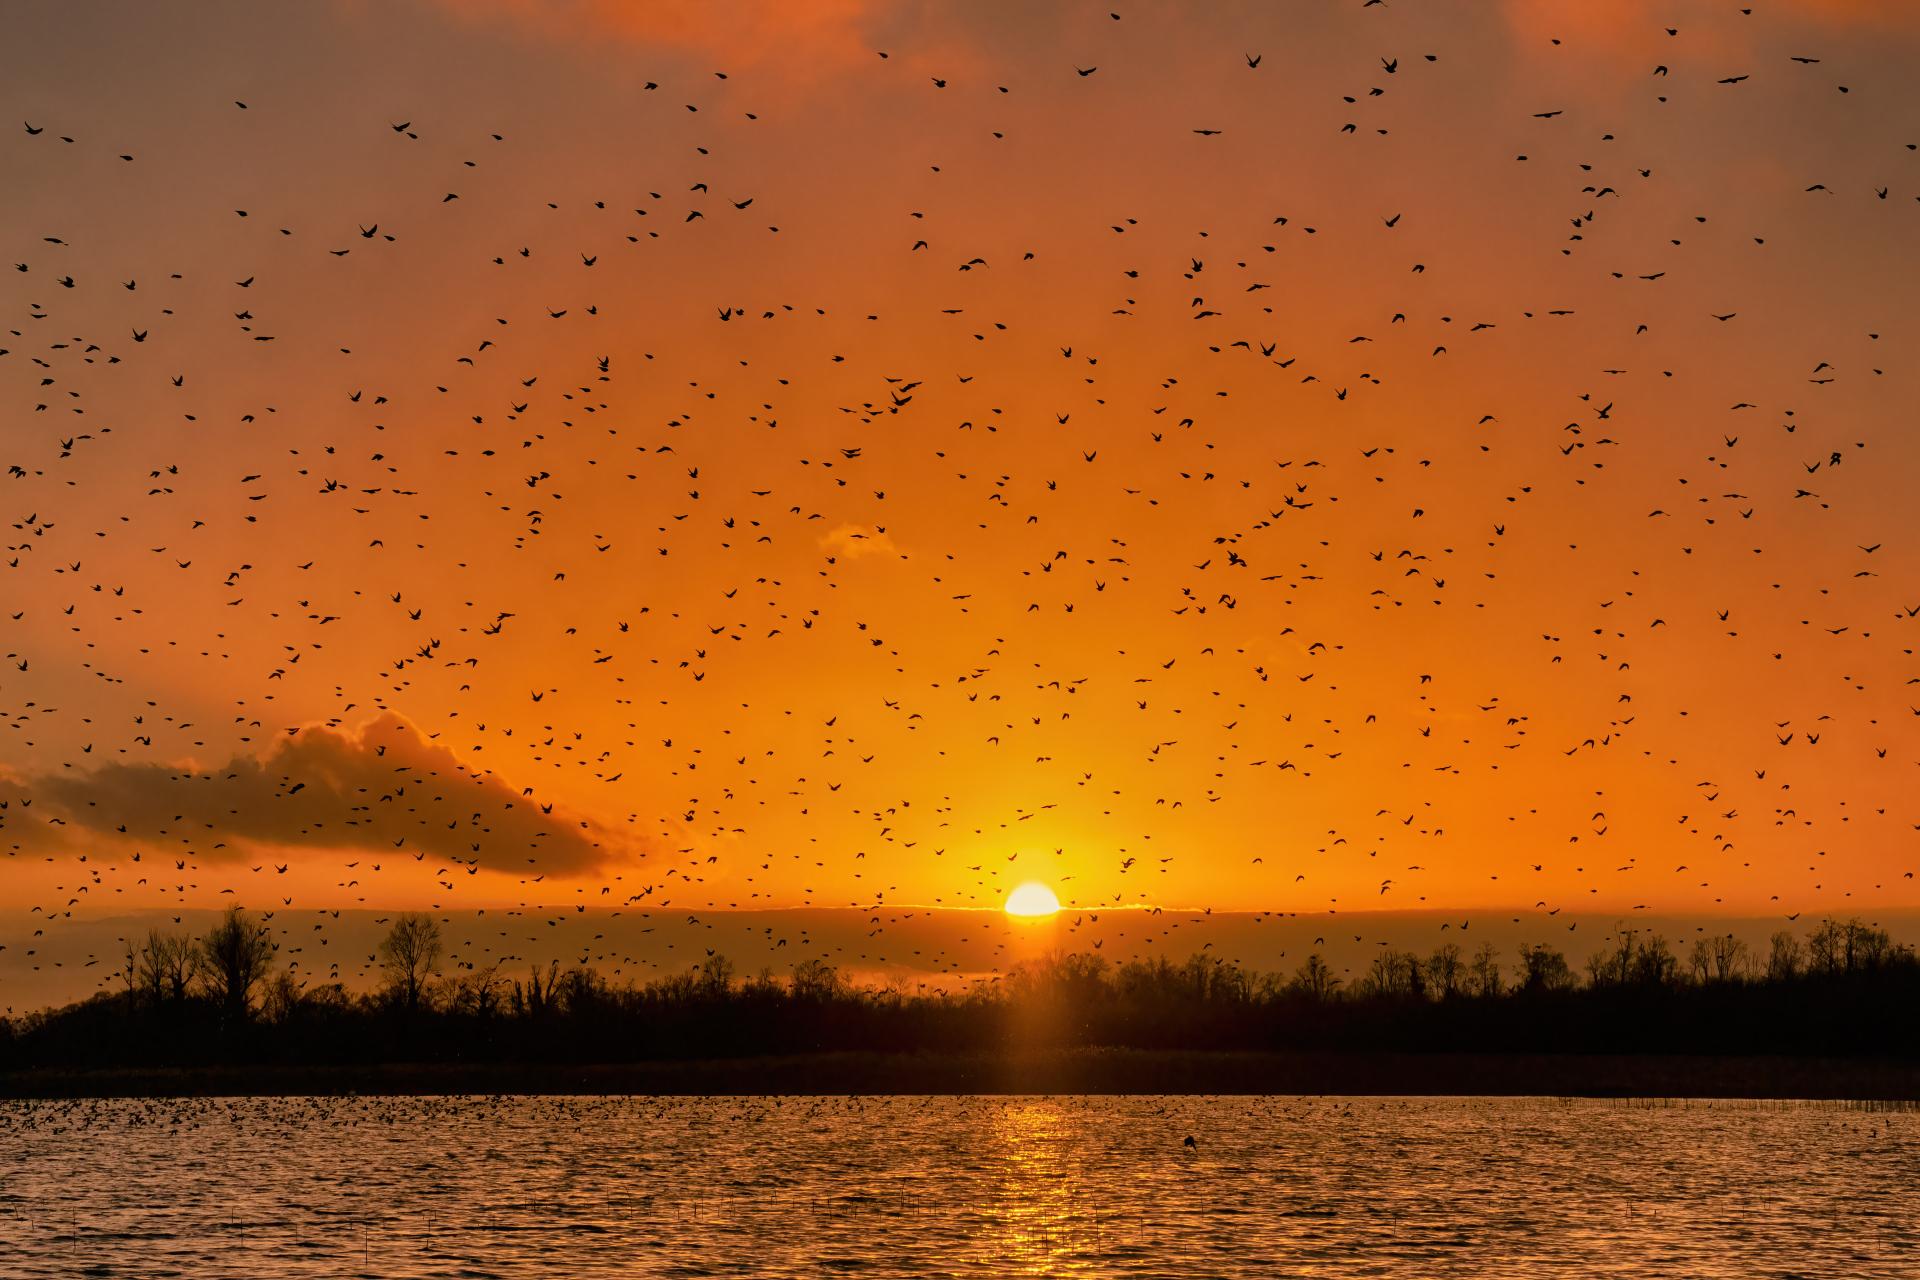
[1361,950,1427,999]
[1517,944,1575,994]
[1468,943,1503,998]
[1766,930,1803,981]
[697,954,735,998]
[512,960,561,1018]
[8,916,1919,1075]
[377,913,443,1015]
[1631,935,1678,987]
[135,929,195,1007]
[1689,934,1747,983]
[1288,952,1339,1001]
[1425,943,1464,999]
[195,906,275,1023]
[790,958,843,1001]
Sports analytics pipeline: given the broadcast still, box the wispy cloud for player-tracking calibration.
[1504,0,1920,61]
[819,522,901,560]
[427,0,888,71]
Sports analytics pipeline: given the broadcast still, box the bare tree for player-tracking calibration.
[377,913,443,1015]
[1357,950,1426,999]
[1766,930,1803,981]
[196,906,275,1021]
[1598,928,1639,988]
[1288,952,1339,1001]
[1115,955,1177,1001]
[260,971,306,1024]
[1801,919,1896,975]
[1630,935,1678,987]
[1851,921,1892,971]
[1360,952,1396,998]
[1425,943,1464,999]
[119,940,138,1011]
[448,965,506,1018]
[1687,938,1715,984]
[1705,934,1748,982]
[556,966,607,1014]
[790,957,842,1001]
[154,930,196,1003]
[1517,944,1575,994]
[1809,919,1891,974]
[697,953,735,997]
[513,959,561,1017]
[131,929,195,1006]
[1468,943,1503,998]
[1180,953,1251,1004]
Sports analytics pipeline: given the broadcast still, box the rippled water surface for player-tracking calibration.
[2,1094,1916,1277]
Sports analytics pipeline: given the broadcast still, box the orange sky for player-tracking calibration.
[4,0,1919,999]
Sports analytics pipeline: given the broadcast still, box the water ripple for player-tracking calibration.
[1,1095,1915,1277]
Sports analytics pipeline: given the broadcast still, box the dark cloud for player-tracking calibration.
[7,713,630,875]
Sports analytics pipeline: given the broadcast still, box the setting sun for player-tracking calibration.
[1005,883,1062,918]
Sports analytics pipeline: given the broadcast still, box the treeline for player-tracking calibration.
[3,908,1917,1071]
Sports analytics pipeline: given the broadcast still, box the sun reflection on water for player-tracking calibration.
[969,1099,1121,1275]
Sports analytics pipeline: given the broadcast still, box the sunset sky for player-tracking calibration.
[4,0,1918,1004]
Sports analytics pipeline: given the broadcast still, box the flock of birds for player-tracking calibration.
[2,1,1917,1008]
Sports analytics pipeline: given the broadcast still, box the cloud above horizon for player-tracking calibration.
[1504,0,1920,55]
[2,713,629,877]
[426,0,886,69]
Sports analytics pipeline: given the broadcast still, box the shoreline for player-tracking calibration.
[5,1049,1919,1100]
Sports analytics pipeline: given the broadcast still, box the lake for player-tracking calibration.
[2,1095,1914,1277]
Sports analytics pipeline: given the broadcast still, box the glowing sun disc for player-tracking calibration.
[1005,882,1061,917]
